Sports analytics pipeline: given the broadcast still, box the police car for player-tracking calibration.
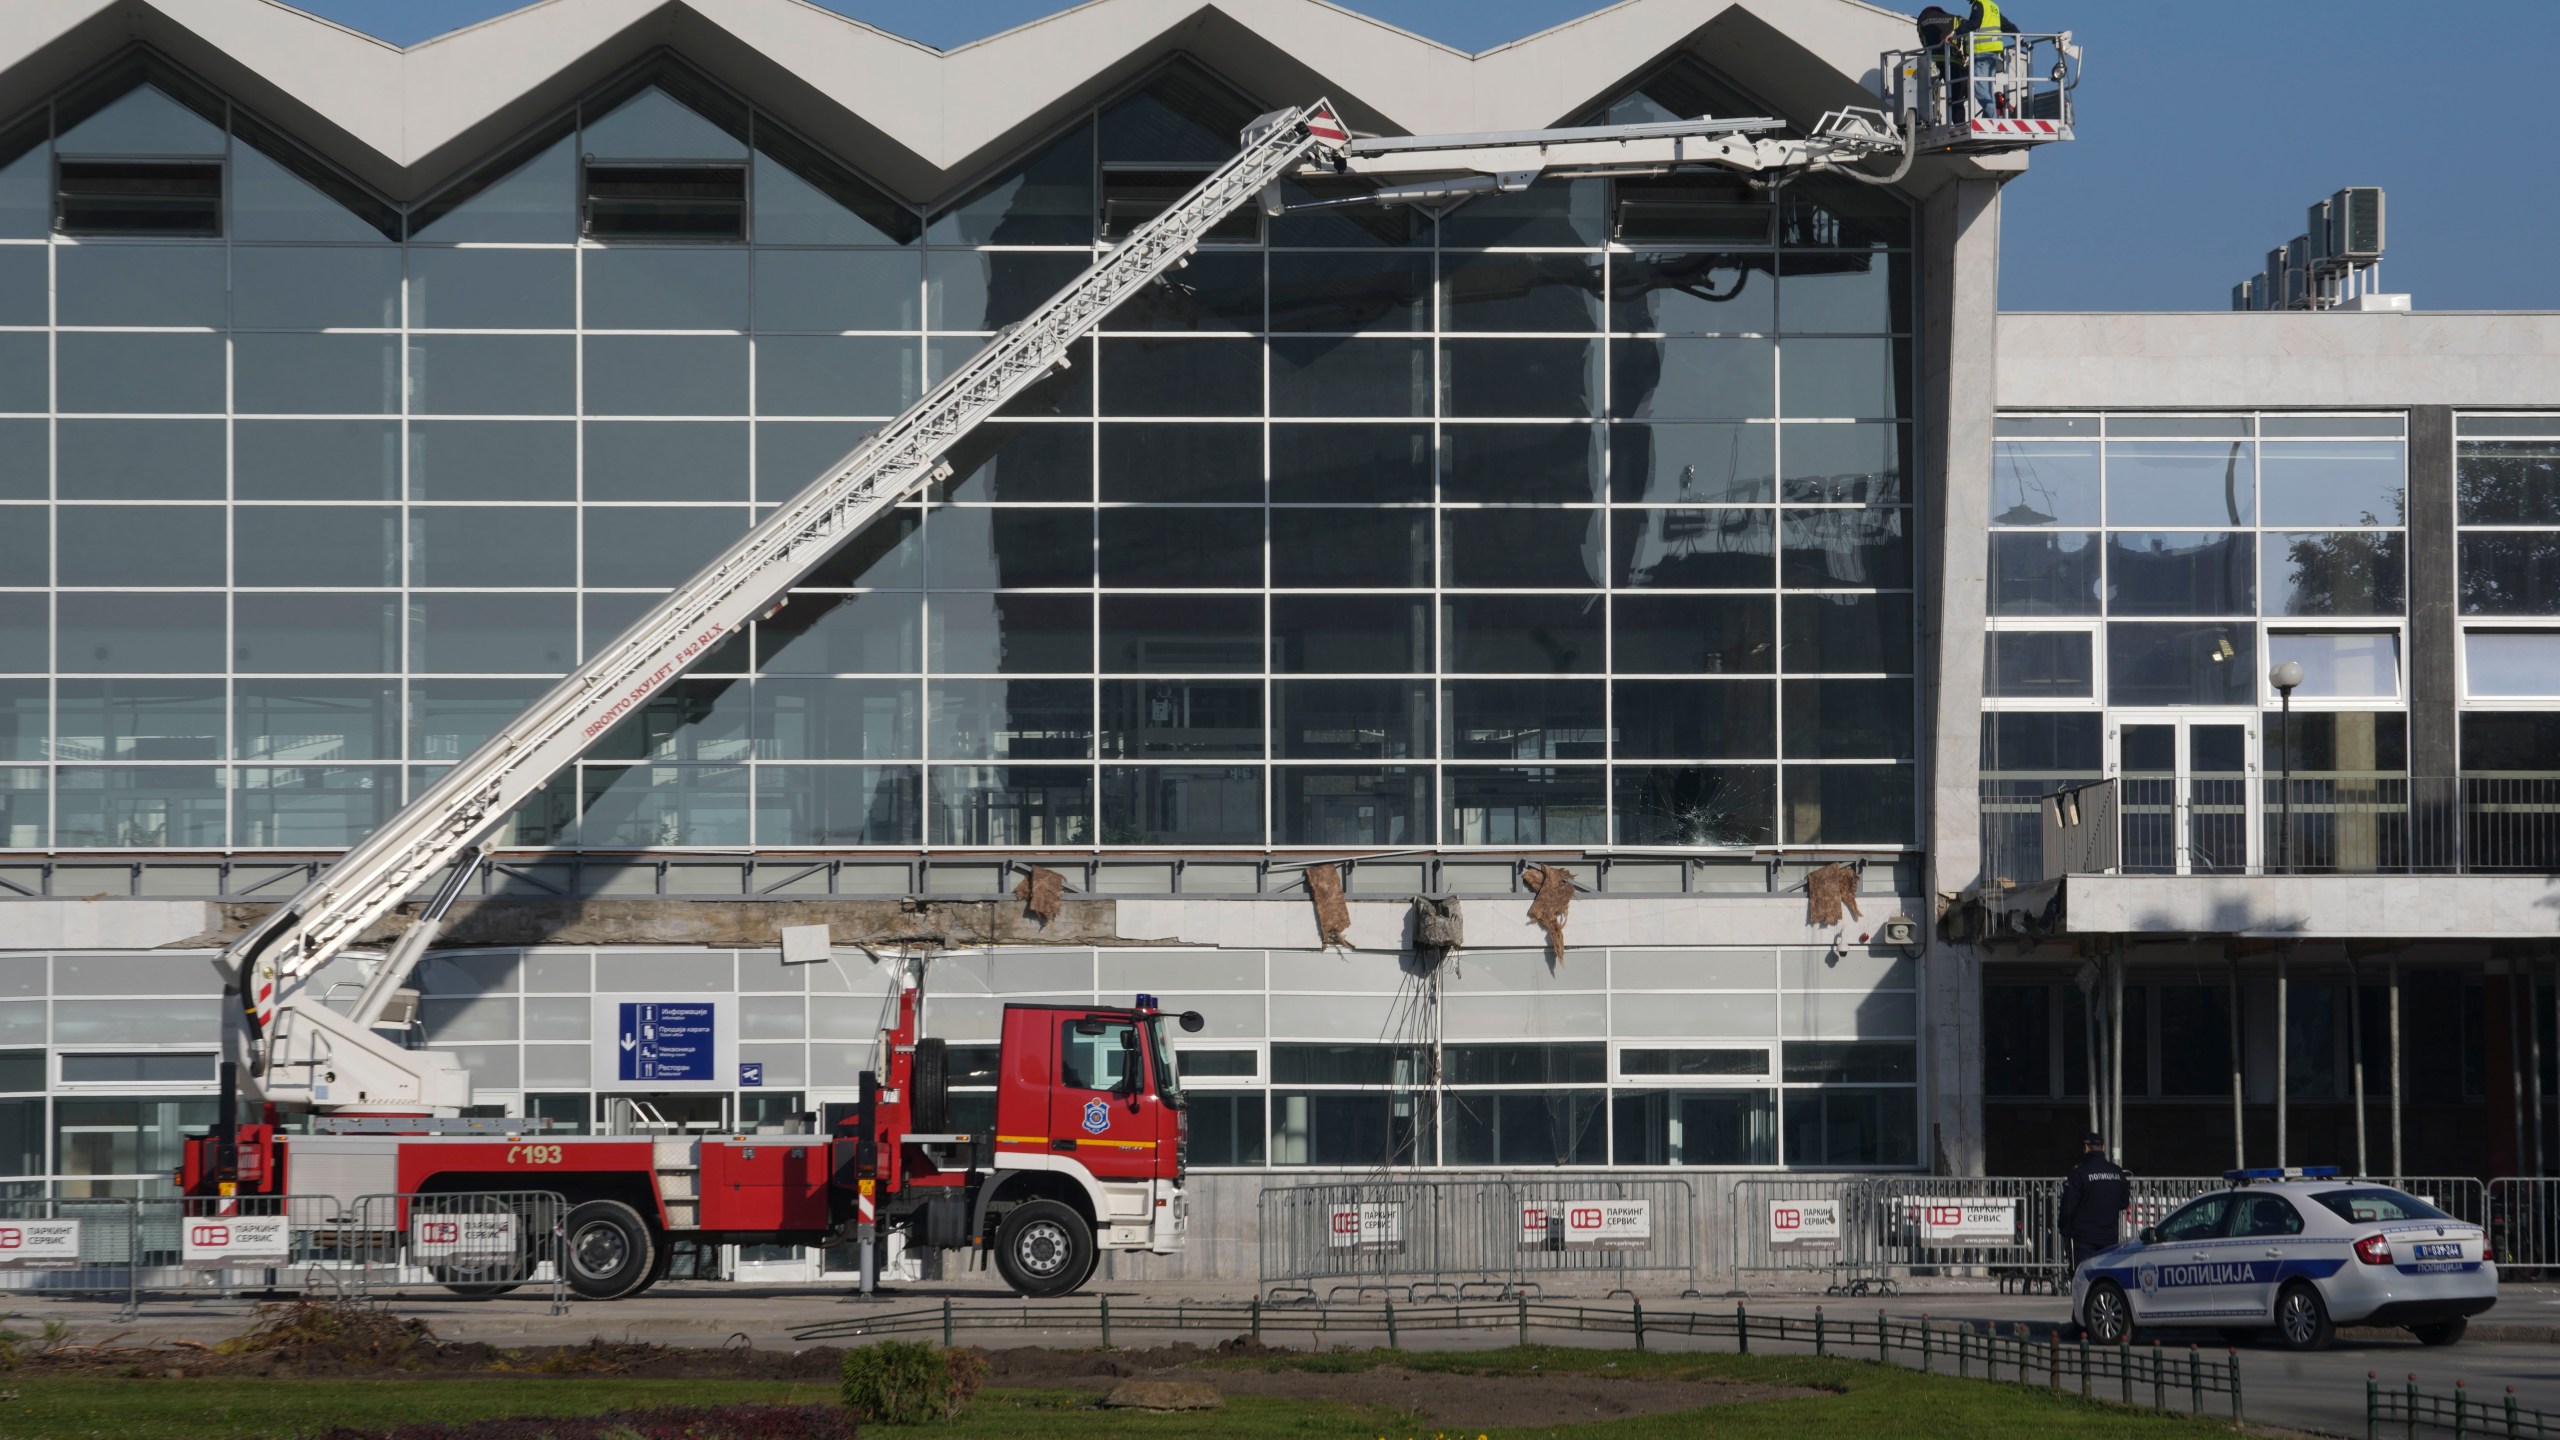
[2072,1168,2496,1351]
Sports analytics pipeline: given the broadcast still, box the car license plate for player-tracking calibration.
[2414,1242,2463,1259]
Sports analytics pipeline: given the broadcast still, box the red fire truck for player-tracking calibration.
[183,977,1201,1299]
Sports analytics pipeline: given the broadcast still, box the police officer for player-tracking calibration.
[1953,0,2021,120]
[2057,1132,2130,1273]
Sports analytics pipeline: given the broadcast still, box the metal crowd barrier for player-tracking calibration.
[1871,1175,2067,1295]
[0,1190,566,1316]
[1259,1177,1700,1301]
[1728,1176,1889,1295]
[2491,1177,2560,1281]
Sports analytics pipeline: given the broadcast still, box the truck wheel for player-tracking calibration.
[912,1037,949,1133]
[433,1269,522,1300]
[561,1199,658,1301]
[994,1199,1093,1298]
[627,1238,676,1296]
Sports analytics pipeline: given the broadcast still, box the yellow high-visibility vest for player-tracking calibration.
[1972,0,2007,53]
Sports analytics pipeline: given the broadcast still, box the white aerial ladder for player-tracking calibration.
[224,74,2077,1116]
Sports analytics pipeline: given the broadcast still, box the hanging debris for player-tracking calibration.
[1412,893,1464,959]
[1521,864,1575,963]
[1012,864,1066,926]
[1305,862,1352,948]
[1805,862,1863,927]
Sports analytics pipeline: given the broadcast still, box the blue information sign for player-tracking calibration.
[617,1002,716,1082]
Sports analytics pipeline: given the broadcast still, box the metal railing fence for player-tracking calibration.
[791,1298,2242,1425]
[1259,1177,1699,1301]
[2370,1375,2558,1440]
[0,1190,566,1316]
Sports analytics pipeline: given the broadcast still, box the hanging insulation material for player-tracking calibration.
[1013,864,1066,925]
[1521,863,1575,962]
[1413,893,1464,954]
[1305,862,1352,947]
[1806,862,1863,926]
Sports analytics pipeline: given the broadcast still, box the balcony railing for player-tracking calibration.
[1980,774,2560,883]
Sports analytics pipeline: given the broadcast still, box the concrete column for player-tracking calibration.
[1919,176,2003,1176]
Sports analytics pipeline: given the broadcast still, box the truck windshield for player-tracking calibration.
[1145,1018,1184,1106]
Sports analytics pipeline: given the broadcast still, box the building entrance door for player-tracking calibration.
[2110,716,2258,873]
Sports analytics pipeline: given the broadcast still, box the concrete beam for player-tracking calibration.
[0,899,220,949]
[2060,873,2560,939]
[1997,312,2560,411]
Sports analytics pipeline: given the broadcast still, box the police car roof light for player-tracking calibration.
[2222,1165,2342,1184]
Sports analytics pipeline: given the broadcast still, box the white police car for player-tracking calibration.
[2073,1168,2496,1351]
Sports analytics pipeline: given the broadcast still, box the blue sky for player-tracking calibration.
[293,0,2557,312]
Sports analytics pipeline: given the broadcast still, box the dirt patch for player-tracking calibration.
[1186,1365,1815,1429]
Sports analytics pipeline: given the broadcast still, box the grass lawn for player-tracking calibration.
[0,1347,2255,1440]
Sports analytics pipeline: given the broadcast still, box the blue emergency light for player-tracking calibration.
[1135,993,1158,1010]
[2222,1165,2342,1184]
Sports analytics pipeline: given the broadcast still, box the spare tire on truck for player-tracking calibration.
[911,1036,949,1132]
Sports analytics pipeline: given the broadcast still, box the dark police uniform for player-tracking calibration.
[2058,1147,2131,1272]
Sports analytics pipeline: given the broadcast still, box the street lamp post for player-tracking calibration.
[2270,660,2304,873]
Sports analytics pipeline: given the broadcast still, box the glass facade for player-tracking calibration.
[0,57,1918,855]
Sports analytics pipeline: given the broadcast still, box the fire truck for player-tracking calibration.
[177,55,2078,1299]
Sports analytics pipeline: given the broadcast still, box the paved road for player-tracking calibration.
[13,1279,2560,1437]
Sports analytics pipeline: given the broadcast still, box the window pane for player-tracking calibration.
[928,765,1092,845]
[1100,680,1260,758]
[2457,440,2560,524]
[1610,338,1771,420]
[1436,179,1602,247]
[410,135,577,243]
[55,766,224,846]
[1441,510,1604,588]
[235,333,399,414]
[230,140,390,243]
[233,765,395,846]
[2108,532,2254,616]
[583,421,747,502]
[1993,441,2100,525]
[1781,764,1913,845]
[1612,1089,1776,1165]
[584,246,748,330]
[754,764,920,845]
[1783,423,1907,506]
[0,419,40,499]
[1442,425,1599,504]
[409,336,576,415]
[926,122,1093,246]
[1985,631,2094,698]
[1271,424,1430,502]
[1100,766,1262,845]
[2107,622,2257,706]
[926,593,1089,674]
[1616,594,1774,673]
[757,591,921,675]
[1613,764,1776,845]
[1443,339,1597,419]
[57,333,223,414]
[1442,596,1602,674]
[2261,440,2405,526]
[1779,338,1906,419]
[1276,766,1431,845]
[410,679,546,760]
[232,247,401,329]
[56,679,223,759]
[57,594,223,673]
[239,420,399,500]
[56,243,225,326]
[1443,252,1600,333]
[1782,251,1909,333]
[0,680,42,762]
[406,247,575,329]
[0,596,42,673]
[1442,1091,1606,1166]
[752,141,917,247]
[579,763,749,846]
[926,250,1087,332]
[1269,251,1429,332]
[1610,252,1773,335]
[1782,593,1911,673]
[1444,680,1604,760]
[1271,338,1430,417]
[1100,509,1260,588]
[234,594,399,673]
[1990,531,2101,616]
[0,508,36,585]
[1099,338,1259,418]
[58,420,223,500]
[1446,766,1605,845]
[584,164,745,242]
[2263,531,2405,616]
[1782,679,1912,759]
[583,86,745,160]
[928,678,1092,760]
[409,593,576,674]
[586,335,747,415]
[754,677,918,760]
[2106,441,2254,526]
[2268,631,2399,699]
[1099,423,1259,503]
[409,506,574,587]
[756,335,915,417]
[755,249,917,333]
[1783,1040,1916,1083]
[1082,594,1250,674]
[1611,681,1774,759]
[409,421,575,499]
[2460,534,2560,616]
[1611,508,1773,589]
[761,420,882,503]
[1273,680,1431,759]
[926,506,1090,588]
[1270,511,1429,588]
[58,83,223,155]
[1272,595,1430,674]
[584,506,742,589]
[1105,252,1262,331]
[1609,423,1773,505]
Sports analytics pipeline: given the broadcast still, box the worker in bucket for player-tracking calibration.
[1952,0,2021,120]
[2057,1131,2131,1276]
[1913,7,1963,122]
